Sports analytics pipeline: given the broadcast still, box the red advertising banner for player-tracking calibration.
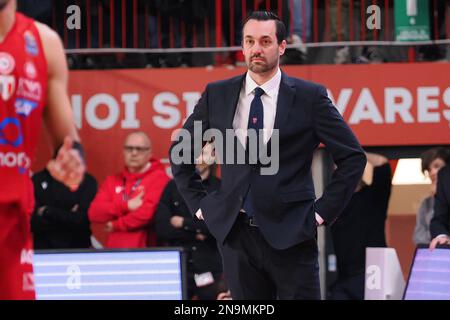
[34,63,450,185]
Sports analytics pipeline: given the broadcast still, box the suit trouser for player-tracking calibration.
[219,214,321,300]
[328,273,365,300]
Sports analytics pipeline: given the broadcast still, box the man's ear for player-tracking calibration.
[279,39,287,56]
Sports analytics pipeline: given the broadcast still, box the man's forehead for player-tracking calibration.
[243,19,277,36]
[125,134,150,146]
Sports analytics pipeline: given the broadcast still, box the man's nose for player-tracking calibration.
[251,43,263,54]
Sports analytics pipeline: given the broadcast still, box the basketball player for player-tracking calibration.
[0,0,85,299]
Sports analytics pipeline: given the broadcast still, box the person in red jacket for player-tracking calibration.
[88,132,169,248]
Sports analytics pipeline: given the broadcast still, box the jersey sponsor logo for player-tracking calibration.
[23,273,35,292]
[24,31,39,56]
[17,78,42,100]
[0,117,23,147]
[15,98,37,117]
[20,249,34,265]
[0,74,15,101]
[0,117,30,173]
[0,151,31,173]
[24,61,37,79]
[0,52,15,74]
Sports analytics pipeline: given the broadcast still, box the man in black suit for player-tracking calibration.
[430,165,450,249]
[169,11,366,299]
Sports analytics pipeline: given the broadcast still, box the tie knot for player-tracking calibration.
[254,87,265,98]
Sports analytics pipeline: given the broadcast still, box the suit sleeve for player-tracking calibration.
[169,85,210,215]
[430,167,450,238]
[313,85,367,225]
[43,176,98,230]
[112,173,169,232]
[88,176,127,223]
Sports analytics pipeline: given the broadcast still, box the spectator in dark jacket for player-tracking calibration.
[156,159,223,300]
[31,149,98,249]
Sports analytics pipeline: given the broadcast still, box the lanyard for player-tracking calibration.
[122,178,142,201]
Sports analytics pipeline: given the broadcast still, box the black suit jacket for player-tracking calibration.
[170,72,366,250]
[430,165,450,238]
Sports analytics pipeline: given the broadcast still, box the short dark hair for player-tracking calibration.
[242,11,286,44]
[421,147,450,173]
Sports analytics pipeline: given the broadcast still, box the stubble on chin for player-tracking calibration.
[248,61,268,74]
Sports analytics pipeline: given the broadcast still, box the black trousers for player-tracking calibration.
[220,214,321,300]
[328,273,365,300]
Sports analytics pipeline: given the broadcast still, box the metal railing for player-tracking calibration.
[17,0,449,54]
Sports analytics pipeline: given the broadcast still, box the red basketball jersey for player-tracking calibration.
[0,12,47,212]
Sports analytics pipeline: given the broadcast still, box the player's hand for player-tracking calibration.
[47,136,85,191]
[429,235,450,250]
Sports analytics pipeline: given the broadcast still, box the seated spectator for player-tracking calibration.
[430,164,450,250]
[329,152,392,300]
[31,147,98,249]
[155,153,223,300]
[88,132,169,248]
[413,147,450,245]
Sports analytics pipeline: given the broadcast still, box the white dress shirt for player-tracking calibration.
[232,68,281,146]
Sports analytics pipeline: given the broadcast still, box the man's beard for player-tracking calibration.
[248,59,276,74]
[0,0,10,11]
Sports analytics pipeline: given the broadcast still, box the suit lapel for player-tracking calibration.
[273,73,296,130]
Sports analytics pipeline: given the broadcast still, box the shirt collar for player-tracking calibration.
[244,68,281,98]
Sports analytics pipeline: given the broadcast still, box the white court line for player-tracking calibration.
[36,280,180,288]
[38,291,179,298]
[406,290,450,297]
[35,270,180,277]
[408,279,450,285]
[34,259,179,267]
[412,268,450,273]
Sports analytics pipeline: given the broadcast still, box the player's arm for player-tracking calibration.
[36,22,79,144]
[36,22,84,190]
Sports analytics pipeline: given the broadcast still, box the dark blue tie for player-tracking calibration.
[242,87,265,217]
